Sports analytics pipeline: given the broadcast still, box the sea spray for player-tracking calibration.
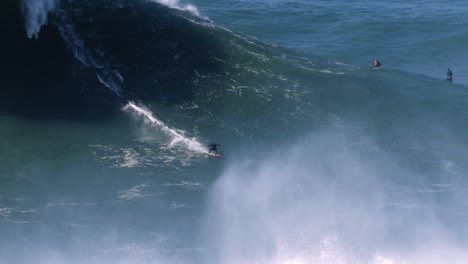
[201,129,468,264]
[21,0,58,39]
[152,0,200,16]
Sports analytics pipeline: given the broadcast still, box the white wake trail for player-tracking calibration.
[124,102,208,154]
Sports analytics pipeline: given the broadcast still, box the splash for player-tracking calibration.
[201,130,468,264]
[152,0,200,16]
[21,0,58,39]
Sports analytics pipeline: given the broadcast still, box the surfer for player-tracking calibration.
[208,142,222,154]
[446,67,453,82]
[373,59,382,68]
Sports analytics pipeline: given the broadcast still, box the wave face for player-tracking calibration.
[2,0,229,119]
[1,0,468,263]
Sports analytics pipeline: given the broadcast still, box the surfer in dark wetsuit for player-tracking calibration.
[373,59,382,68]
[446,67,453,82]
[208,142,221,154]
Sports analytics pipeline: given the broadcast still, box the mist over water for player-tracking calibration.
[203,128,468,264]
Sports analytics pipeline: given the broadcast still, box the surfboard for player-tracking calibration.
[206,152,221,158]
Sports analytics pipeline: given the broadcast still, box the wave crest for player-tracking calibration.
[152,0,200,16]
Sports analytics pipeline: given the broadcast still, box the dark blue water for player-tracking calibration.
[195,0,468,84]
[1,0,468,263]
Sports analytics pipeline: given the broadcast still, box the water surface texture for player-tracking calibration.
[1,0,468,263]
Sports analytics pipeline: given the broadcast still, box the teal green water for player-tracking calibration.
[1,0,468,263]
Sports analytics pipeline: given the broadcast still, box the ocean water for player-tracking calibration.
[1,0,468,263]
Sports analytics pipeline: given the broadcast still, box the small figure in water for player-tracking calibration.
[373,59,382,68]
[446,67,453,82]
[208,142,222,154]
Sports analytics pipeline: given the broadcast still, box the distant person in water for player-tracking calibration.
[446,67,453,82]
[373,59,382,68]
[208,142,222,154]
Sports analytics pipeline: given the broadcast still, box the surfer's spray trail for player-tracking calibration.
[124,102,208,154]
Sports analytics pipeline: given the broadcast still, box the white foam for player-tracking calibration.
[45,202,97,208]
[124,102,207,154]
[0,207,12,217]
[119,148,140,168]
[441,159,457,175]
[118,183,151,200]
[169,201,187,210]
[21,0,58,39]
[163,180,206,190]
[151,0,200,16]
